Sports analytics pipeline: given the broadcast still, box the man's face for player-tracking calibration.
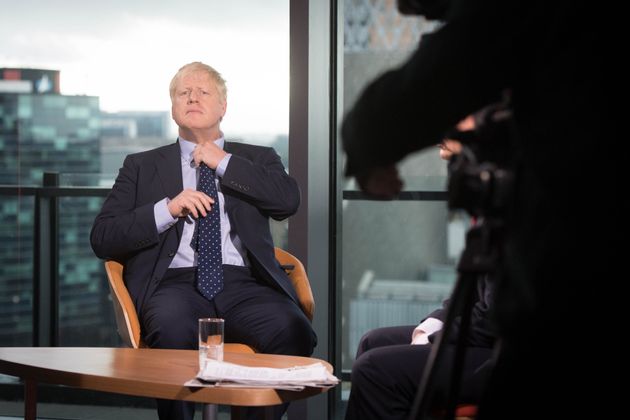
[171,70,226,133]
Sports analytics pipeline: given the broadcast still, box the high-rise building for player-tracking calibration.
[0,68,60,95]
[0,68,108,346]
[99,111,172,184]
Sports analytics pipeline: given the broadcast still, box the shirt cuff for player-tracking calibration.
[411,317,444,345]
[215,153,231,178]
[154,198,177,233]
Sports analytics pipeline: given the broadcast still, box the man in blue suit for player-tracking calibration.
[91,61,316,420]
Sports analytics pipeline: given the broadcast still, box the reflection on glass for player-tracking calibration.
[340,0,453,374]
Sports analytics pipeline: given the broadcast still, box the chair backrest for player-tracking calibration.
[274,247,315,321]
[105,260,144,348]
[104,247,314,349]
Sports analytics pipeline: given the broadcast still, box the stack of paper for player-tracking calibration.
[186,359,340,391]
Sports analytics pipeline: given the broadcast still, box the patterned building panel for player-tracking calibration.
[344,0,438,52]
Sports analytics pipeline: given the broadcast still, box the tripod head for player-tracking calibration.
[448,157,514,220]
[409,105,515,420]
[444,101,516,220]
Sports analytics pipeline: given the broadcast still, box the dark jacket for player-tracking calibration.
[91,140,301,315]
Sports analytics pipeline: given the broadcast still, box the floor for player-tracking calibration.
[0,401,230,420]
[0,373,233,419]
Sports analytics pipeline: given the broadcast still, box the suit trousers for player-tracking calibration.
[140,265,316,420]
[344,325,493,420]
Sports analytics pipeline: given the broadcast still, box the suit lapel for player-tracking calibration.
[223,141,238,215]
[155,141,185,234]
[155,141,183,196]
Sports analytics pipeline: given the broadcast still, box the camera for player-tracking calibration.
[445,102,515,219]
[447,158,514,219]
[397,0,450,19]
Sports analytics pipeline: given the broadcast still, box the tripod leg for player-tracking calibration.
[408,271,477,420]
[444,277,476,419]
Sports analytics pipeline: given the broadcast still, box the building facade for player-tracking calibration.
[0,68,107,346]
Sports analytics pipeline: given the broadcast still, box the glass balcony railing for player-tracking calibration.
[0,174,114,348]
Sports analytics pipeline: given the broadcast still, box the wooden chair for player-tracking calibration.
[432,404,478,420]
[105,259,255,352]
[455,404,477,419]
[105,247,315,419]
[273,247,314,321]
[104,259,144,349]
[105,247,314,349]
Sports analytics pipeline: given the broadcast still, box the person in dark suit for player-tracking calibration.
[345,120,496,420]
[346,279,496,419]
[342,0,617,418]
[91,61,316,420]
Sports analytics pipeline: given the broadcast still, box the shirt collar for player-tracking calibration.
[178,135,225,161]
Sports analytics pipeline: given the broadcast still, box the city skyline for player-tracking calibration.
[0,0,290,138]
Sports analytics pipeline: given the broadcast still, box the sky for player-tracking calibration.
[0,0,289,138]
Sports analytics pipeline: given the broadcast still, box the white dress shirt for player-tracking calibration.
[153,136,248,268]
[411,317,444,345]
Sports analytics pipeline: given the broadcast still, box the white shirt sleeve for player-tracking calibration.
[215,153,231,177]
[411,317,444,345]
[154,197,177,234]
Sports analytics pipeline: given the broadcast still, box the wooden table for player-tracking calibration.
[0,347,334,420]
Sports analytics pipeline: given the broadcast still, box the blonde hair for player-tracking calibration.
[169,62,227,102]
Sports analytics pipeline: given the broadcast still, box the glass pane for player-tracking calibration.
[58,196,120,346]
[340,0,450,377]
[341,198,469,369]
[1,2,290,354]
[1,2,290,187]
[0,195,35,346]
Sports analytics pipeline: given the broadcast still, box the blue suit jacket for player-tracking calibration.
[91,140,301,315]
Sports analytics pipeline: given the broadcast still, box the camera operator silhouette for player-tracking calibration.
[344,110,500,420]
[342,0,617,418]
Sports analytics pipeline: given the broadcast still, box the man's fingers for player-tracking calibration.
[184,199,201,219]
[177,191,214,219]
[186,198,207,218]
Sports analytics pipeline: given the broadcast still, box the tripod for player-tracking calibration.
[408,214,505,420]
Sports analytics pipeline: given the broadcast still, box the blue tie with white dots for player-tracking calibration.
[196,163,223,300]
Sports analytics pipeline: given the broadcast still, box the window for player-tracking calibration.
[339,0,463,375]
[0,0,291,347]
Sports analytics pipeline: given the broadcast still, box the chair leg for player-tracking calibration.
[202,403,218,420]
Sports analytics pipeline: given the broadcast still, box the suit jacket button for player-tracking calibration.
[168,252,175,257]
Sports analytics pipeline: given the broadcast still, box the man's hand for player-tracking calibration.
[356,165,403,200]
[192,141,227,169]
[167,189,214,219]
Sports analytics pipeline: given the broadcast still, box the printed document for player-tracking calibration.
[186,359,339,391]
